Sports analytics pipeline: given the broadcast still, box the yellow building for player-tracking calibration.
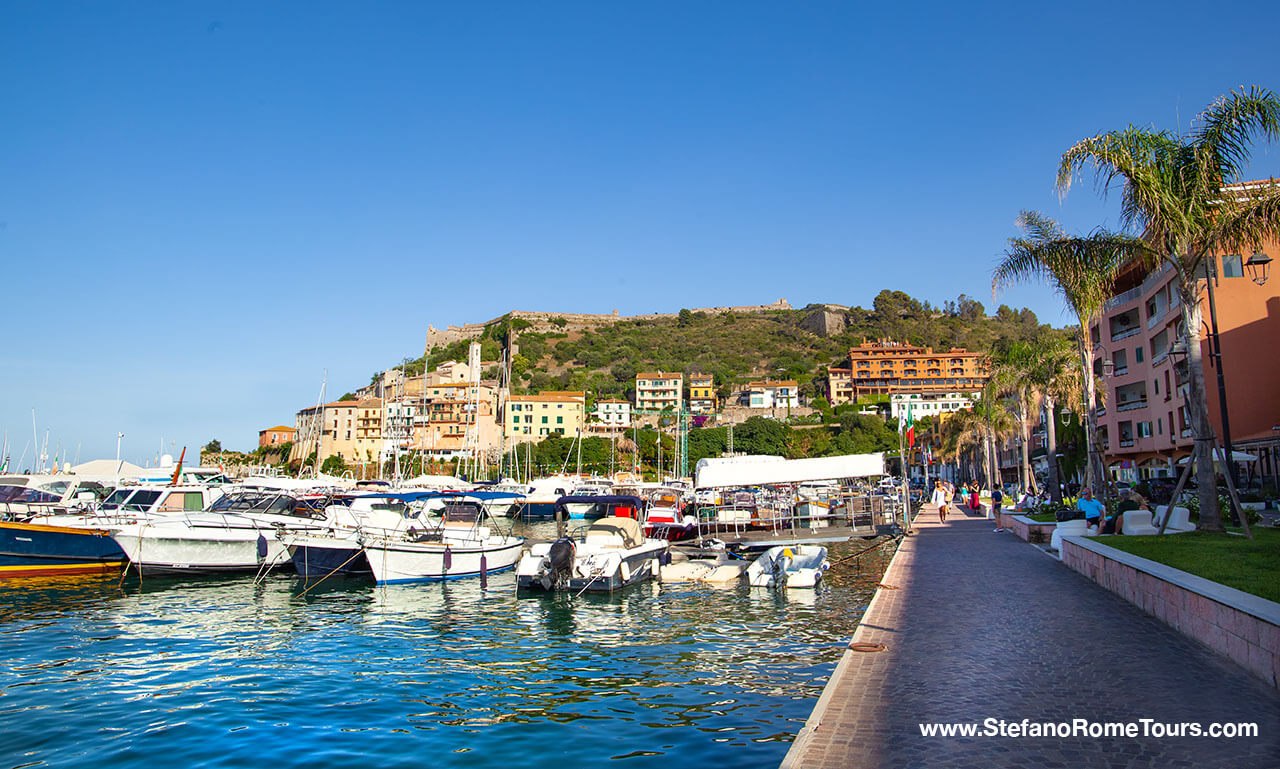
[689,374,717,413]
[505,391,585,442]
[828,339,986,405]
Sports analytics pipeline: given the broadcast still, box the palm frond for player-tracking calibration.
[1192,86,1280,183]
[1208,182,1280,254]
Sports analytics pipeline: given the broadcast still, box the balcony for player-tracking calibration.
[1116,399,1149,412]
[1119,439,1136,448]
[1105,285,1144,311]
[1111,325,1141,342]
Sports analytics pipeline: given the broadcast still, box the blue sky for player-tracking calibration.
[2,1,1278,464]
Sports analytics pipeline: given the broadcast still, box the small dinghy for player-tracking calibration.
[746,545,829,589]
[658,552,748,585]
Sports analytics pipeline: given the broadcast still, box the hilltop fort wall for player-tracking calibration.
[424,299,793,354]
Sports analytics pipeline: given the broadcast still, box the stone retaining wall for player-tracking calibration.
[1010,514,1056,544]
[1061,536,1280,688]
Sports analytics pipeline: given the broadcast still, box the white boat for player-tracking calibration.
[516,516,669,593]
[360,499,524,584]
[746,545,829,589]
[108,488,326,574]
[558,481,616,518]
[658,552,748,584]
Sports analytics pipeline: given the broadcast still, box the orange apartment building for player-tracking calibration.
[1092,224,1280,484]
[828,340,987,405]
[258,425,296,448]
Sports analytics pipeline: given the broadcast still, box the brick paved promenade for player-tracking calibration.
[781,504,1280,769]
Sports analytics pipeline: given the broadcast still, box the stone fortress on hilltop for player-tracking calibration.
[424,299,796,354]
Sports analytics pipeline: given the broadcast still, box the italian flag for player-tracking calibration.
[905,405,915,448]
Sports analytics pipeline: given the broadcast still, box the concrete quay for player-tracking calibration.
[781,504,1280,768]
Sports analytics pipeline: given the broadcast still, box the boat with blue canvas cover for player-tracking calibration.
[556,494,646,521]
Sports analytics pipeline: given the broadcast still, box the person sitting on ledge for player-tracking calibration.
[1076,487,1106,533]
[1101,490,1148,534]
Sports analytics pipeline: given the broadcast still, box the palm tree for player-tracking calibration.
[993,211,1145,502]
[1057,86,1280,530]
[1026,335,1084,503]
[987,341,1041,496]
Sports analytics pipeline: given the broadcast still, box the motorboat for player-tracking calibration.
[511,475,578,519]
[468,489,527,519]
[556,494,645,521]
[361,498,525,584]
[0,475,111,521]
[0,519,125,578]
[642,487,697,541]
[557,481,617,518]
[108,488,328,575]
[515,516,669,593]
[746,545,829,589]
[0,483,223,580]
[282,492,441,578]
[658,551,748,584]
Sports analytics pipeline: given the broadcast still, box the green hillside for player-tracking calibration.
[402,290,1059,401]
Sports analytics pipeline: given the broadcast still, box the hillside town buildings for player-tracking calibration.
[505,391,586,443]
[635,372,683,412]
[828,340,986,405]
[745,380,800,410]
[258,425,296,448]
[688,375,717,413]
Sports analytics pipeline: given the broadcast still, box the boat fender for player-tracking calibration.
[443,546,452,572]
[620,560,631,583]
[658,551,672,567]
[480,553,488,589]
[256,534,268,560]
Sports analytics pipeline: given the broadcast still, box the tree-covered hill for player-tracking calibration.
[393,290,1060,400]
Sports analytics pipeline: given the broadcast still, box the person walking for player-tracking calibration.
[931,480,950,523]
[969,484,980,512]
[991,486,1004,532]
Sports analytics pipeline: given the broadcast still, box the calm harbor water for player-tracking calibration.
[0,530,893,769]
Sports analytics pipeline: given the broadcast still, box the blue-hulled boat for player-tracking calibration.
[0,521,126,578]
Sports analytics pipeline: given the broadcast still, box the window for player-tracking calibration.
[1137,421,1152,438]
[557,416,563,424]
[1157,418,1163,435]
[1135,346,1144,363]
[1222,253,1244,278]
[541,416,548,424]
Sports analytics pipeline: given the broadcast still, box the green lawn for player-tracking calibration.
[1099,528,1280,604]
[1024,512,1058,523]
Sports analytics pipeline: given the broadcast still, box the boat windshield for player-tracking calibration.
[100,488,134,510]
[208,491,296,514]
[11,488,63,504]
[0,485,29,503]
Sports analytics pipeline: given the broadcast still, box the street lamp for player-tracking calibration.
[1245,251,1272,286]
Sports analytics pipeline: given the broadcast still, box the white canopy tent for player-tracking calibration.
[695,453,886,489]
[1176,449,1257,464]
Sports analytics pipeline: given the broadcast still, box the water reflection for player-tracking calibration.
[0,538,895,769]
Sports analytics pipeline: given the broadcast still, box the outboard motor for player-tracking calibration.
[547,537,576,587]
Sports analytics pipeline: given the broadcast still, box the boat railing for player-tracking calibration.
[693,491,895,540]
